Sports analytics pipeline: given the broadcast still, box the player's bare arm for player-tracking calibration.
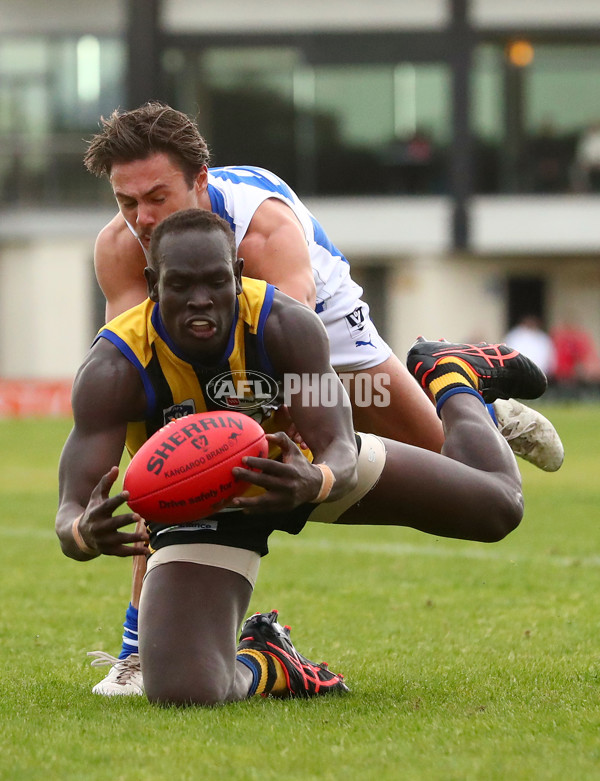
[56,340,149,560]
[238,198,317,308]
[94,215,149,321]
[232,291,358,512]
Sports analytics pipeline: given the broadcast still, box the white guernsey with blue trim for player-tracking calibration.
[206,166,392,371]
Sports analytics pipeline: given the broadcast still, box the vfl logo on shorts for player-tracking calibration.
[345,306,366,338]
[205,370,280,412]
[163,399,196,424]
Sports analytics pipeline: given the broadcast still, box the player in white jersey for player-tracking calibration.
[206,165,390,371]
[82,102,564,696]
[126,163,390,371]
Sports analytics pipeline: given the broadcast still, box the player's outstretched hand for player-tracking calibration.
[78,466,149,557]
[231,432,322,513]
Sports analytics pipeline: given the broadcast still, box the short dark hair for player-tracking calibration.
[149,209,237,270]
[84,102,210,187]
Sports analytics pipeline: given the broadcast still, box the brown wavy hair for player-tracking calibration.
[84,102,210,187]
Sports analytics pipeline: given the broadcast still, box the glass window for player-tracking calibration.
[163,45,450,196]
[528,46,600,194]
[312,62,449,195]
[472,41,600,194]
[471,44,504,193]
[164,46,300,186]
[0,35,125,207]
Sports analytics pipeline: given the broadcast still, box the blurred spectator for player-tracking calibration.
[528,121,568,193]
[504,315,556,378]
[573,120,600,192]
[381,129,435,193]
[550,318,600,398]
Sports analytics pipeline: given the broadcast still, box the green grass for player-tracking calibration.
[1,406,600,780]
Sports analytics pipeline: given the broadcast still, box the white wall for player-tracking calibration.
[548,260,600,341]
[472,196,600,254]
[306,197,452,255]
[5,0,599,37]
[304,196,600,356]
[472,0,600,28]
[0,239,94,379]
[162,0,449,33]
[0,0,124,34]
[386,254,600,357]
[387,254,506,355]
[307,195,600,258]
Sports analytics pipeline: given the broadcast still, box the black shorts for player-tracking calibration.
[147,502,312,558]
[147,434,371,557]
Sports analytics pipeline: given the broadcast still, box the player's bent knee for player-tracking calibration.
[141,640,237,706]
[145,672,232,707]
[481,485,524,543]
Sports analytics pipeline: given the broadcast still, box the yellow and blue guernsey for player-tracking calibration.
[94,277,308,555]
[95,277,279,452]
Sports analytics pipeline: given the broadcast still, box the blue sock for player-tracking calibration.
[118,602,139,659]
[236,653,260,696]
[435,386,485,417]
[486,402,498,426]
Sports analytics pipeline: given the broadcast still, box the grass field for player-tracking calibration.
[1,404,599,780]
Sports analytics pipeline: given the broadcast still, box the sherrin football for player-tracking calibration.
[123,411,268,523]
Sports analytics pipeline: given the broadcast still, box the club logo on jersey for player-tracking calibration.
[205,370,280,412]
[345,306,366,338]
[163,399,196,424]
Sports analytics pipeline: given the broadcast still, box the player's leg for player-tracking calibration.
[346,352,445,451]
[138,543,348,705]
[327,339,551,540]
[139,560,254,705]
[340,395,523,542]
[323,292,444,452]
[346,354,563,470]
[328,292,563,469]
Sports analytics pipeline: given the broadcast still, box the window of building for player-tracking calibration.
[162,45,450,196]
[472,41,600,194]
[0,35,125,207]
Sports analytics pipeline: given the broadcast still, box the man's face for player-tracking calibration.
[147,227,243,364]
[110,152,209,250]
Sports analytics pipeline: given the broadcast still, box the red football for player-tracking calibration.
[123,411,268,523]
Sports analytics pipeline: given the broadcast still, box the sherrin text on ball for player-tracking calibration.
[123,411,268,523]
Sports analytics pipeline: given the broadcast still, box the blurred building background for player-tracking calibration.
[1,0,600,389]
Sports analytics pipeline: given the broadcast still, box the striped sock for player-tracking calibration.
[236,652,261,696]
[425,357,486,416]
[236,650,288,697]
[117,602,139,660]
[263,655,288,695]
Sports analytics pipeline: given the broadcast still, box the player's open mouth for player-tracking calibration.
[187,318,217,339]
